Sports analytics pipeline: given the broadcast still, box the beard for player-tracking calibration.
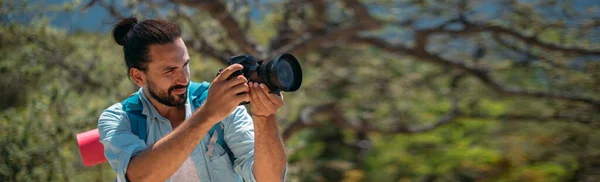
[146,80,188,107]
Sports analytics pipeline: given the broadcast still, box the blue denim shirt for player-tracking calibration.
[98,86,286,182]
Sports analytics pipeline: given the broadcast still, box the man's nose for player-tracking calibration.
[175,69,189,85]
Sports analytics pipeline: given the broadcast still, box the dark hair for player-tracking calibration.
[112,16,182,74]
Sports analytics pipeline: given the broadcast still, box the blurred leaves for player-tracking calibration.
[2,0,600,181]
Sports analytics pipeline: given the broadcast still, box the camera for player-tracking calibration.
[217,53,303,104]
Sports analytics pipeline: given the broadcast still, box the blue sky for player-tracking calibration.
[38,0,600,33]
[42,0,268,33]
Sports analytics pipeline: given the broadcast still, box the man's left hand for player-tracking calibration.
[248,82,284,117]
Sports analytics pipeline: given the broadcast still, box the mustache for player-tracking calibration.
[168,84,188,93]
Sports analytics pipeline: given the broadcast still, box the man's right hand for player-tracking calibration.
[123,64,249,182]
[200,64,250,123]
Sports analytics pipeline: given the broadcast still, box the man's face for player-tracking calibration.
[144,38,191,107]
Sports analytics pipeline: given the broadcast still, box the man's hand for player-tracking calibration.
[201,64,250,123]
[249,82,287,181]
[248,82,284,117]
[124,64,249,182]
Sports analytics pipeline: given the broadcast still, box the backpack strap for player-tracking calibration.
[189,82,236,164]
[188,81,210,107]
[121,93,147,141]
[121,81,236,164]
[209,122,235,164]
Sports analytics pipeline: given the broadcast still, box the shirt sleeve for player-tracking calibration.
[223,106,288,182]
[97,103,147,182]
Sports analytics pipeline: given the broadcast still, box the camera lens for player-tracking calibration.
[222,54,302,93]
[276,60,293,89]
[265,53,302,92]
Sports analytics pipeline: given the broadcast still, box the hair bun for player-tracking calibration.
[112,17,138,46]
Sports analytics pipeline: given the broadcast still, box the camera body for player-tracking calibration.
[217,55,261,105]
[216,53,303,105]
[221,55,263,87]
[218,53,302,91]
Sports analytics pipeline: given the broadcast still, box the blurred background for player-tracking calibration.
[1,0,600,181]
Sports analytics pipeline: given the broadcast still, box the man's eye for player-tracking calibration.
[165,69,175,74]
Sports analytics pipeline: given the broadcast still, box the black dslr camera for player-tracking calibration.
[217,53,303,105]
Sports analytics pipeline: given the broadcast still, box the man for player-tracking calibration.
[98,17,287,182]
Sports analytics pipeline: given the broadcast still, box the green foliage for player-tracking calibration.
[1,2,129,180]
[2,0,599,181]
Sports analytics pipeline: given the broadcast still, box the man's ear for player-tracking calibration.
[130,68,146,87]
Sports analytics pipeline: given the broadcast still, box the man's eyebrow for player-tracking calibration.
[162,66,178,71]
[182,59,190,68]
[162,60,190,72]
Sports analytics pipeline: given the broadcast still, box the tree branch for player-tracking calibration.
[269,24,365,58]
[351,36,600,107]
[282,100,461,140]
[94,0,125,19]
[418,20,600,55]
[268,0,304,54]
[384,19,414,28]
[282,104,331,140]
[308,0,327,31]
[341,0,381,29]
[467,113,599,127]
[269,0,383,58]
[351,35,481,73]
[240,0,251,34]
[170,0,259,55]
[283,75,464,140]
[474,24,599,55]
[81,0,99,12]
[492,34,573,71]
[184,39,230,64]
[176,10,233,64]
[364,74,464,133]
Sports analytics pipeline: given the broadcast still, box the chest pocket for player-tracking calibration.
[205,131,241,182]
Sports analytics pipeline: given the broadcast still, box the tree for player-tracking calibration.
[2,0,599,181]
[84,0,600,133]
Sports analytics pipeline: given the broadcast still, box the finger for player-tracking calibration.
[247,83,257,106]
[249,82,261,104]
[253,83,276,111]
[235,92,250,104]
[259,84,284,107]
[224,75,248,89]
[250,82,271,110]
[230,82,249,95]
[216,64,243,82]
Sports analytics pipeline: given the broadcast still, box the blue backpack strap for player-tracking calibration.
[189,81,236,164]
[209,123,235,164]
[119,93,146,182]
[122,81,208,142]
[121,81,235,165]
[189,81,210,107]
[121,93,147,142]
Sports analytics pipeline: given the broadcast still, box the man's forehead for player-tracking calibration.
[147,38,189,66]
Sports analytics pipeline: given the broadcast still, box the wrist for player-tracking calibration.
[252,114,278,126]
[252,113,278,123]
[195,105,220,125]
[252,113,275,119]
[252,114,281,138]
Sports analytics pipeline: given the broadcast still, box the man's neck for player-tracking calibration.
[143,89,186,122]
